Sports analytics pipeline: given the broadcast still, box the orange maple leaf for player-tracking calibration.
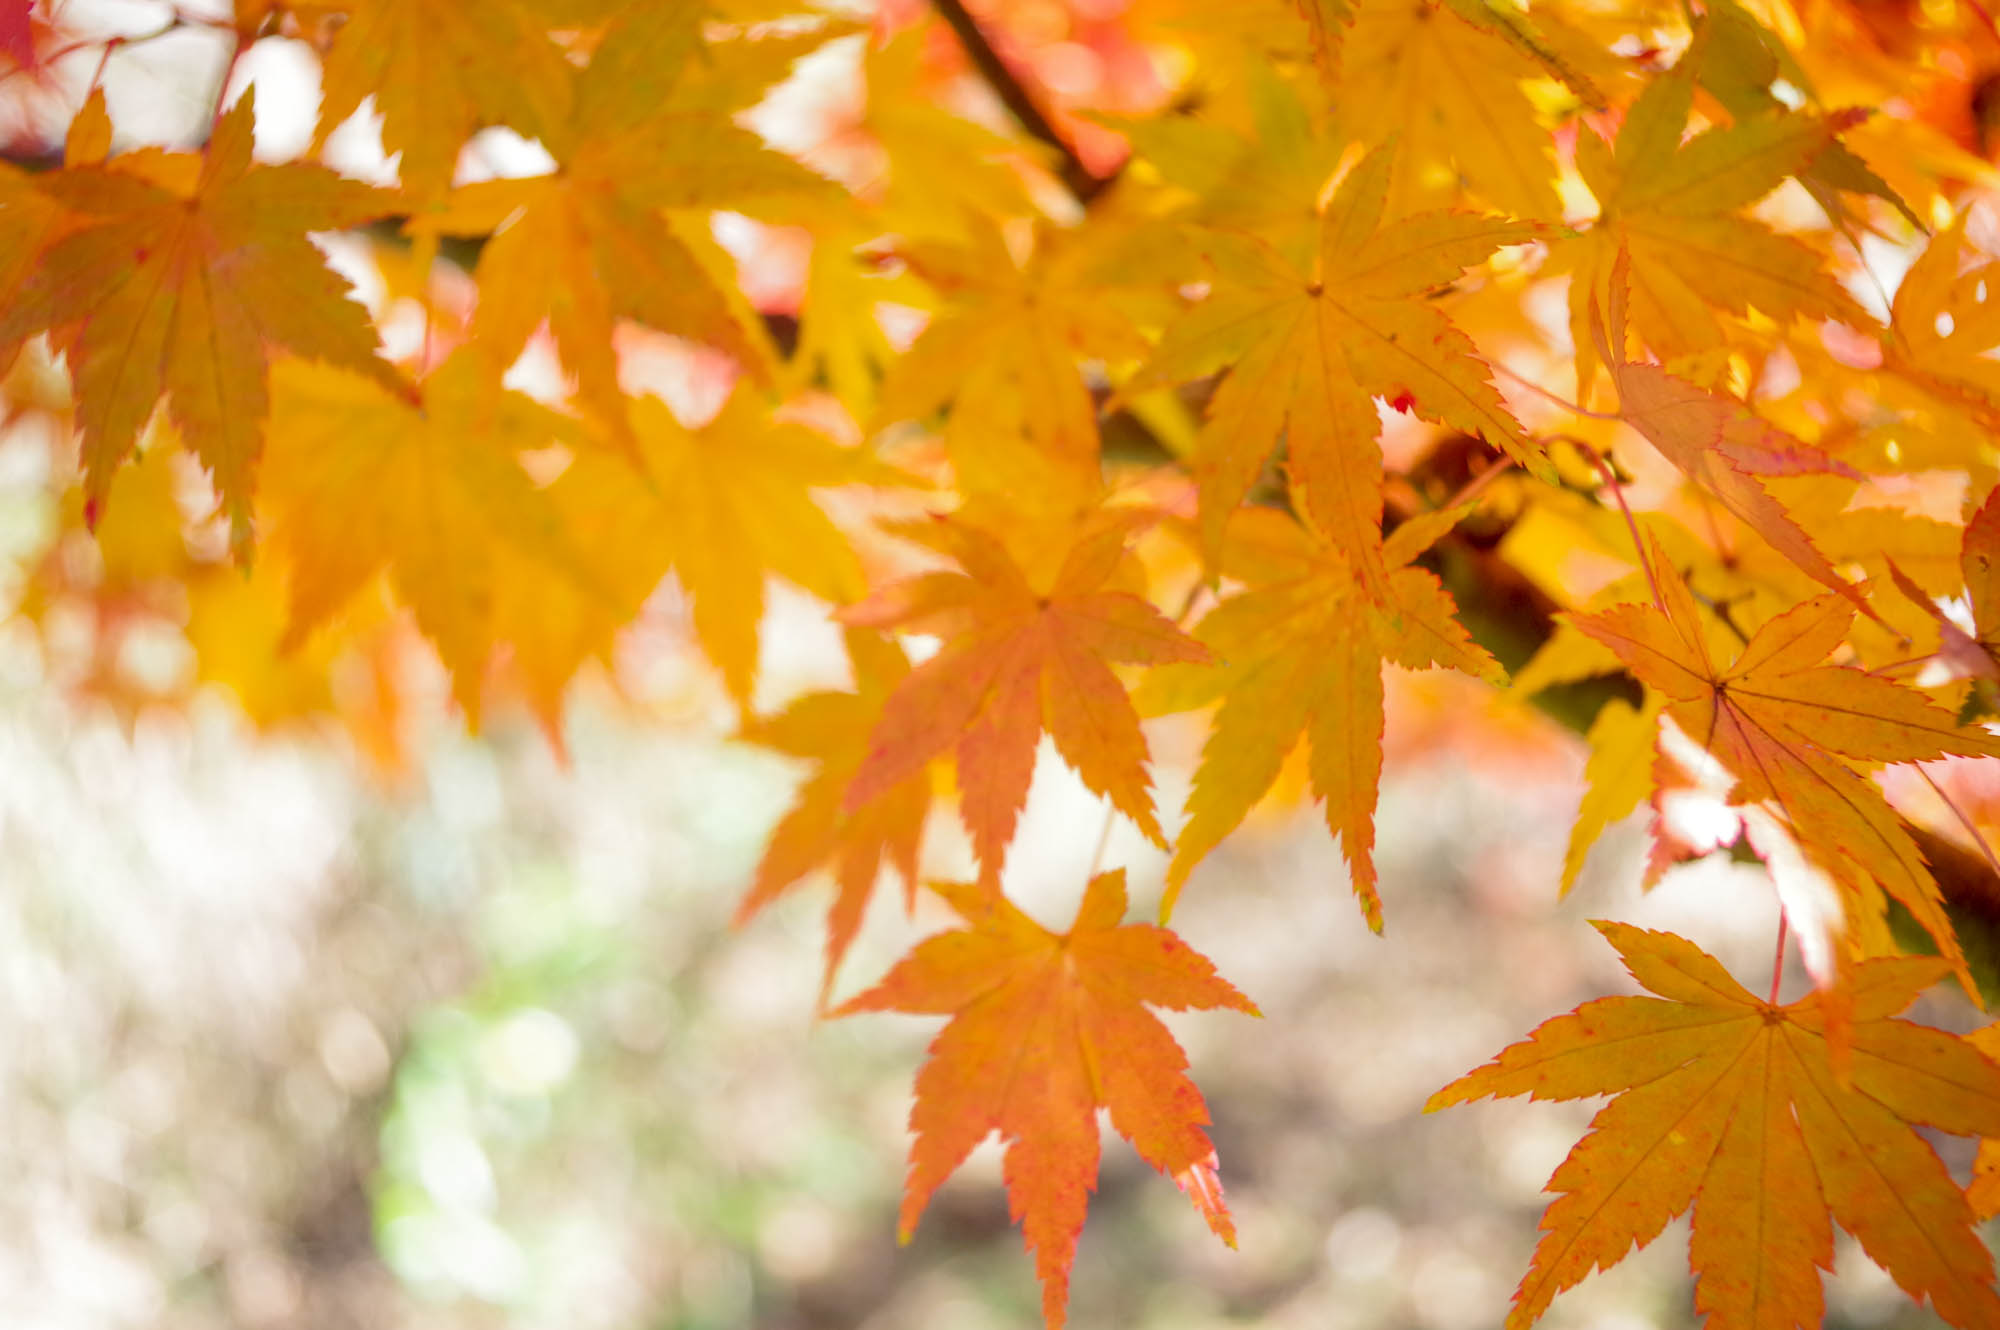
[1141,497,1503,925]
[736,629,933,1005]
[834,869,1259,1329]
[1428,921,2000,1330]
[1571,533,2000,986]
[843,511,1208,877]
[0,92,401,545]
[1127,142,1547,593]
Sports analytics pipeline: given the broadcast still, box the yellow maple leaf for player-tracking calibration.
[313,0,573,197]
[1129,143,1547,592]
[411,7,837,441]
[1140,499,1503,924]
[1340,0,1564,219]
[1558,69,1869,385]
[259,350,598,720]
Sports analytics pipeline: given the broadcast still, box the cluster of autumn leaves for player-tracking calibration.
[13,0,2000,1325]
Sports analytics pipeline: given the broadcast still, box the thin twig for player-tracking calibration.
[1917,762,2000,887]
[928,0,1109,205]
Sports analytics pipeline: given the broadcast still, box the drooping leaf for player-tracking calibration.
[834,869,1260,1330]
[1430,921,2000,1330]
[1594,250,1867,607]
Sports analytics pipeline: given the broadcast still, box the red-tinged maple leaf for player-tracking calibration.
[1126,142,1548,594]
[1428,921,2000,1330]
[842,511,1208,877]
[1571,533,2000,988]
[1594,250,1867,608]
[833,869,1260,1329]
[737,629,932,1005]
[1139,496,1503,925]
[313,0,573,198]
[0,92,401,547]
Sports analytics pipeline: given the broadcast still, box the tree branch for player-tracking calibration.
[927,0,1110,205]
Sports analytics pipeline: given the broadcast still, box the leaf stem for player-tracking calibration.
[1491,358,1621,421]
[1576,440,1665,615]
[1769,912,1788,1005]
[1916,761,2000,888]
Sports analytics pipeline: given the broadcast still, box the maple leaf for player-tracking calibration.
[1883,217,2000,432]
[411,7,837,437]
[1594,251,1868,607]
[1140,498,1503,925]
[258,350,599,720]
[0,93,401,546]
[1340,0,1565,219]
[843,511,1208,877]
[478,388,887,726]
[834,869,1260,1329]
[736,629,933,1004]
[1571,533,2000,986]
[312,0,573,197]
[0,159,64,376]
[1130,144,1547,592]
[872,221,1148,520]
[1558,67,1870,383]
[1886,485,2000,682]
[1561,693,1665,896]
[1428,921,2000,1330]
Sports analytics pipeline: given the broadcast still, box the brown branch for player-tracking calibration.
[927,0,1111,205]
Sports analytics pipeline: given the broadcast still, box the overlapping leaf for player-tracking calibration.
[412,8,835,440]
[1571,534,2000,983]
[1141,498,1502,924]
[835,869,1259,1329]
[1595,252,1866,605]
[843,511,1207,877]
[736,629,932,1003]
[1129,143,1546,590]
[1429,922,2000,1330]
[313,0,572,197]
[0,94,400,545]
[1558,65,1869,383]
[259,350,596,719]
